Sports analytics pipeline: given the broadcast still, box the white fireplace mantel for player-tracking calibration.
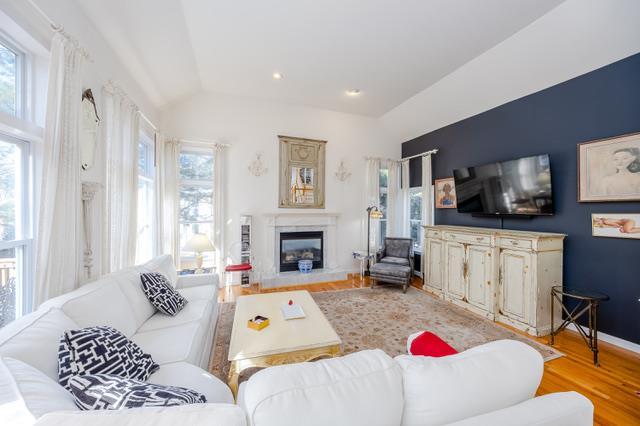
[264,212,340,275]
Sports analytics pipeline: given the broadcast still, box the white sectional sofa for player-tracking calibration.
[0,255,593,426]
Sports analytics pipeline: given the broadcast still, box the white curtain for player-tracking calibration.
[155,137,181,267]
[213,145,227,280]
[102,86,140,272]
[34,34,85,306]
[400,160,411,238]
[422,154,434,232]
[387,160,402,237]
[364,158,380,251]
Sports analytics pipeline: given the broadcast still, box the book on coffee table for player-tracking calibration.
[281,303,306,320]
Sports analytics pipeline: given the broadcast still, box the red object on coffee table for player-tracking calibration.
[409,331,458,357]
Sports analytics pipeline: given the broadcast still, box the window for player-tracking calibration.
[0,37,24,117]
[410,187,423,251]
[135,131,155,264]
[179,149,214,268]
[0,135,32,327]
[379,167,388,243]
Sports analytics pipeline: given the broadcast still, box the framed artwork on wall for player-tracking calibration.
[278,135,326,209]
[434,177,457,209]
[592,213,640,239]
[578,132,640,202]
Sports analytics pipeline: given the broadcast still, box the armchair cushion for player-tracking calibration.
[370,263,411,278]
[380,256,410,266]
[384,238,412,259]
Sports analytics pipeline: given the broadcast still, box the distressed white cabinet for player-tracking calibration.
[424,236,444,295]
[422,225,565,336]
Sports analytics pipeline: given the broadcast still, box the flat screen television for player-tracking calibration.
[453,154,553,216]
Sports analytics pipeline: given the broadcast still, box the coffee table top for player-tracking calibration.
[228,290,341,361]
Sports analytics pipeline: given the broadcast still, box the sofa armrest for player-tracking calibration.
[176,273,219,289]
[446,391,594,426]
[35,403,246,426]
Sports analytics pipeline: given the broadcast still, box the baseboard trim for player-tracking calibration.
[566,324,640,354]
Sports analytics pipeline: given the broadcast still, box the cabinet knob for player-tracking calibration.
[476,237,483,242]
[511,240,519,245]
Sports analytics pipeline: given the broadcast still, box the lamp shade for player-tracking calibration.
[370,209,384,219]
[184,233,215,253]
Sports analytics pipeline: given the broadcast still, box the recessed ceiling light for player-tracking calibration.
[346,89,361,96]
[273,72,283,80]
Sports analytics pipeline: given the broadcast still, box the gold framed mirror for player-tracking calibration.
[278,135,326,209]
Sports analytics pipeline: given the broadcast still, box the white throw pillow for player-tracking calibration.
[395,339,543,426]
[0,357,77,425]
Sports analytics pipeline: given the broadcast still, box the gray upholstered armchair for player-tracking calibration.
[370,237,414,293]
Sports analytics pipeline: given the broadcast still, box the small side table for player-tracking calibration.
[352,251,374,285]
[549,286,610,366]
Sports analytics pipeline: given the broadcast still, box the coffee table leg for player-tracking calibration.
[228,361,240,399]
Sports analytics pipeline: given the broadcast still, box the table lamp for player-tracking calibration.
[184,233,215,273]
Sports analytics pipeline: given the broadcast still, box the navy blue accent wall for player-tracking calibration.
[402,53,640,344]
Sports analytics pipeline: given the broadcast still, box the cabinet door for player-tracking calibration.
[444,241,465,300]
[466,245,493,312]
[499,249,531,322]
[425,238,443,291]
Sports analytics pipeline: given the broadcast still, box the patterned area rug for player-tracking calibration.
[208,286,562,383]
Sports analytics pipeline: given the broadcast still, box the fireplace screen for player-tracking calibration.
[279,231,323,272]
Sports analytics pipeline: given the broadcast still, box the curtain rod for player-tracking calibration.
[365,148,438,163]
[138,111,157,131]
[401,148,439,161]
[178,138,231,148]
[26,0,92,61]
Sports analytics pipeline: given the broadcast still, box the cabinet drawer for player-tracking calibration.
[425,229,441,238]
[444,232,491,246]
[499,238,532,250]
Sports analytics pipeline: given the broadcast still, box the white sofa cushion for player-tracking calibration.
[142,255,178,288]
[179,284,217,302]
[0,308,78,380]
[137,300,212,332]
[41,280,139,337]
[395,339,543,426]
[34,403,247,426]
[0,357,77,425]
[148,362,233,404]
[240,349,403,426]
[447,392,594,426]
[131,321,206,365]
[108,265,157,329]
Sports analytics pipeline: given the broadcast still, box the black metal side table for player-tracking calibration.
[549,286,610,366]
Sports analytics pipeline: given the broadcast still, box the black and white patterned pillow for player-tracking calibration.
[69,374,206,410]
[140,272,188,316]
[58,326,159,391]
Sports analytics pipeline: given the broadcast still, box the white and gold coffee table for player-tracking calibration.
[227,290,341,397]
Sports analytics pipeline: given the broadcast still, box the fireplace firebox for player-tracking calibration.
[279,231,323,272]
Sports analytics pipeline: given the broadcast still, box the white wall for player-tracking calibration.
[162,92,398,275]
[381,0,640,143]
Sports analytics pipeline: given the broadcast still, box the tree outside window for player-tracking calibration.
[410,187,423,251]
[0,40,21,117]
[179,150,214,269]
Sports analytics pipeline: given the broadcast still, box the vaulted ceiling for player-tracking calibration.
[75,0,564,116]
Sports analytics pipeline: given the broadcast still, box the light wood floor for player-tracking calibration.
[218,276,640,425]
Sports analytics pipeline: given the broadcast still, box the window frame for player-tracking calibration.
[135,130,156,264]
[409,186,423,252]
[0,33,27,119]
[378,166,389,245]
[0,133,33,322]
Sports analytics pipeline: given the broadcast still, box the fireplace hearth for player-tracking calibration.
[279,231,323,272]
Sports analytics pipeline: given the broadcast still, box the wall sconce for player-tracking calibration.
[335,160,351,182]
[248,153,268,176]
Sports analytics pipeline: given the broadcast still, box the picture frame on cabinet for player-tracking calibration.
[578,132,640,202]
[434,177,457,209]
[591,213,640,240]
